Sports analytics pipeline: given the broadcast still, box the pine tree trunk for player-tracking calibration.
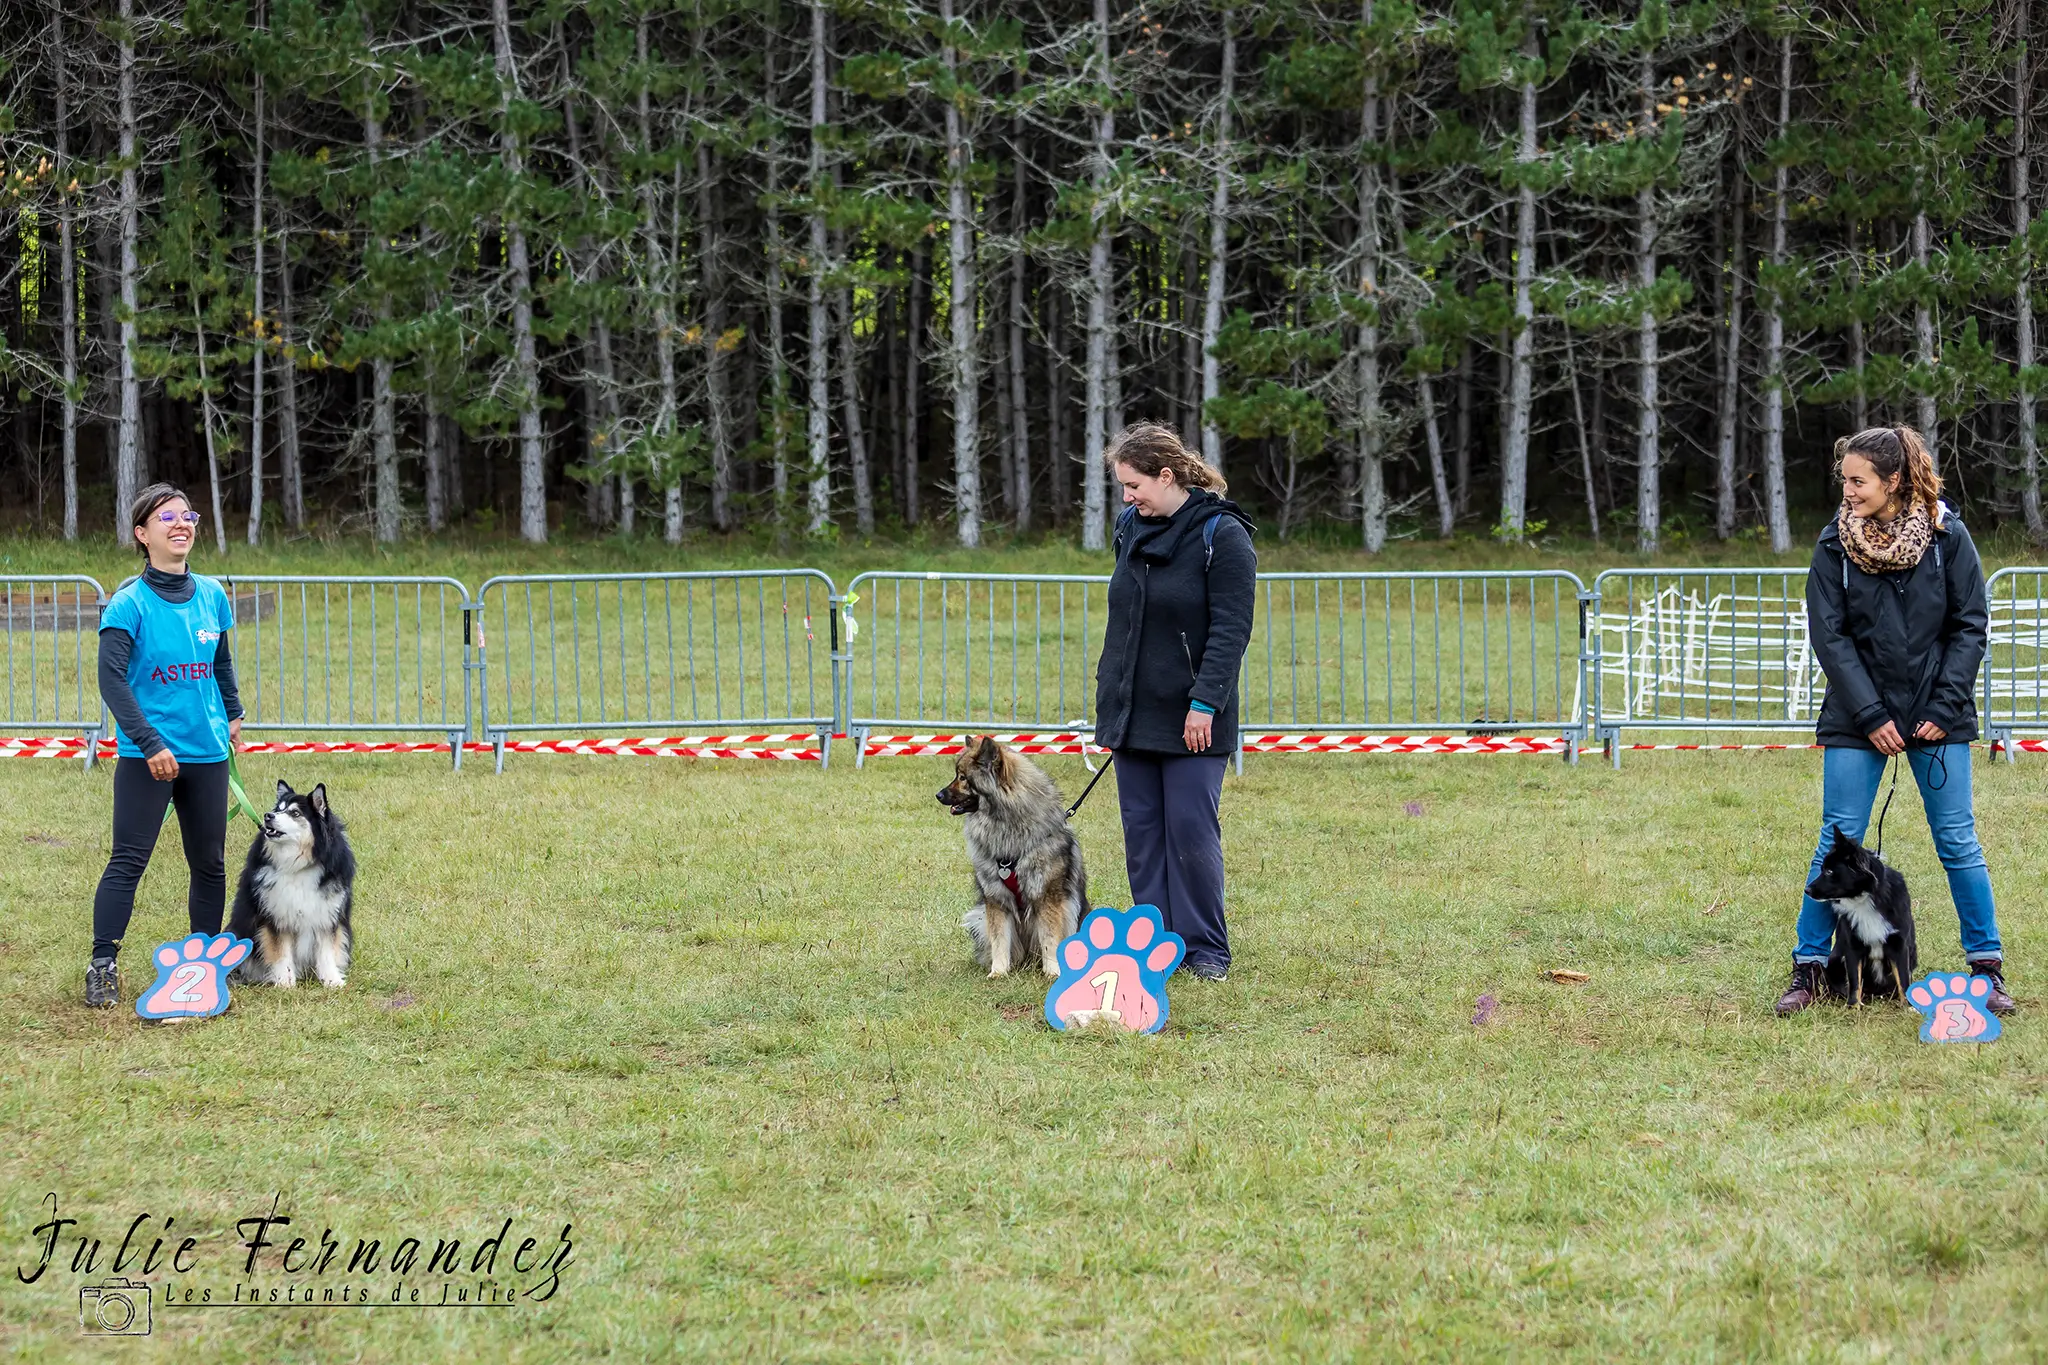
[1715,154,1743,539]
[805,0,833,534]
[941,0,981,547]
[424,386,447,531]
[192,299,227,553]
[1357,12,1385,554]
[2018,32,2045,541]
[1635,54,1661,554]
[277,223,304,529]
[248,54,266,545]
[1848,222,1868,430]
[1008,127,1032,534]
[1081,0,1115,552]
[1499,23,1538,542]
[1454,340,1471,517]
[1200,11,1234,471]
[562,72,611,533]
[1909,62,1939,460]
[1416,346,1452,538]
[361,56,401,545]
[764,38,789,537]
[492,0,547,543]
[1760,31,1792,553]
[698,143,735,531]
[116,0,143,540]
[992,286,1015,519]
[638,17,677,541]
[904,247,924,526]
[53,9,78,541]
[1046,288,1067,521]
[832,225,875,535]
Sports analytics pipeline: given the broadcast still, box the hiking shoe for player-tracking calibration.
[1188,959,1229,983]
[85,957,120,1010]
[1969,959,2017,1016]
[1775,962,1825,1016]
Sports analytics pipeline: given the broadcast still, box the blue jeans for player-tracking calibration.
[1793,743,2002,965]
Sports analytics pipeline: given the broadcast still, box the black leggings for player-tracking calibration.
[91,757,229,959]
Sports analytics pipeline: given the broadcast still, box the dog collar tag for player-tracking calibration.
[1906,973,2003,1044]
[1045,906,1185,1035]
[135,933,253,1022]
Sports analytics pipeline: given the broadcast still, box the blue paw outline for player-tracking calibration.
[136,932,252,1021]
[1045,905,1186,1034]
[1906,972,2003,1043]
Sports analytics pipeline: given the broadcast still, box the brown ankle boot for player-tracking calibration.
[1969,959,2016,1016]
[1775,962,1826,1016]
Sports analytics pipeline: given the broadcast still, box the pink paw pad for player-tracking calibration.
[136,933,252,1022]
[1045,906,1186,1034]
[1906,972,2002,1044]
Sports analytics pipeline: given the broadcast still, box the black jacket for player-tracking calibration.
[1807,509,1987,747]
[1095,489,1257,755]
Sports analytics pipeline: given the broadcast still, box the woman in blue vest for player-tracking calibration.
[86,484,244,1008]
[1094,424,1257,981]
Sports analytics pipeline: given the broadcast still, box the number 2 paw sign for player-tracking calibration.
[136,933,252,1022]
[1906,972,2003,1044]
[1045,906,1185,1035]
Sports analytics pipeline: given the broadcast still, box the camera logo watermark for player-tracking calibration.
[79,1278,151,1335]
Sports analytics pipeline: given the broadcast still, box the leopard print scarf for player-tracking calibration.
[1836,500,1934,575]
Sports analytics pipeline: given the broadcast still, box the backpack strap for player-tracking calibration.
[1202,512,1224,569]
[1112,504,1138,555]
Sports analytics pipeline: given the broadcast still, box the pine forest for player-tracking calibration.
[0,0,2045,552]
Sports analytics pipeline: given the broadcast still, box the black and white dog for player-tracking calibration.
[1807,826,1917,1007]
[227,781,356,989]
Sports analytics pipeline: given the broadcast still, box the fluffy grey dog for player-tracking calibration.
[935,736,1089,977]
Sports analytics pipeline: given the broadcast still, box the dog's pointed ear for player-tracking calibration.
[275,779,292,802]
[974,735,1004,770]
[309,784,328,817]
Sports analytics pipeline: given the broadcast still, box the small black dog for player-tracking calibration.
[1806,826,1917,1007]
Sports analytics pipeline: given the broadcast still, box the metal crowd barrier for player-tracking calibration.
[842,569,1593,766]
[843,571,1109,767]
[210,575,476,766]
[474,570,843,769]
[1985,566,2048,762]
[1244,571,1591,761]
[1,576,109,767]
[1590,567,1821,765]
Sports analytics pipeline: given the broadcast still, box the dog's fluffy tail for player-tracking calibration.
[962,905,991,970]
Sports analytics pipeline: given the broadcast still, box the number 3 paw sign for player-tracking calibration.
[1045,906,1185,1035]
[1906,972,2003,1044]
[136,933,252,1022]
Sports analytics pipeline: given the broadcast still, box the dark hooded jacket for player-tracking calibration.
[1807,507,1987,747]
[1094,488,1257,755]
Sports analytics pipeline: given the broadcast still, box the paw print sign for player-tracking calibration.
[136,933,252,1022]
[1045,905,1185,1035]
[1906,972,2003,1044]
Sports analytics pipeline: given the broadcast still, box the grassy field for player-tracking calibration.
[2,745,2044,1362]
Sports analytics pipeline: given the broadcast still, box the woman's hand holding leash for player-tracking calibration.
[146,748,179,781]
[230,718,242,749]
[1183,709,1213,753]
[1867,720,1907,756]
[1914,720,1947,743]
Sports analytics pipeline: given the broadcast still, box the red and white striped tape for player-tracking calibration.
[4,733,2043,761]
[860,732,1104,758]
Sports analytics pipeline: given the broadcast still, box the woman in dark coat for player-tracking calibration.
[1094,424,1256,981]
[1775,426,2013,1016]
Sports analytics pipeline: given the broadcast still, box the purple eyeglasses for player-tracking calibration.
[156,509,202,525]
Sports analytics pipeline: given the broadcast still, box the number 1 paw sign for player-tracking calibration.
[136,933,252,1022]
[1045,905,1185,1035]
[1906,972,2003,1044]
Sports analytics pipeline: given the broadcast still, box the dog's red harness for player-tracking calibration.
[996,859,1026,914]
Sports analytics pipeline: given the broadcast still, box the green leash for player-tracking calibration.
[158,749,266,828]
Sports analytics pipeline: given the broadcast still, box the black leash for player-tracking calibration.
[1064,756,1112,820]
[1872,752,1900,856]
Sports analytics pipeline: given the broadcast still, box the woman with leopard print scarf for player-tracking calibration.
[1775,426,2015,1018]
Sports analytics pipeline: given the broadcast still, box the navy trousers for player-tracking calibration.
[1113,749,1230,972]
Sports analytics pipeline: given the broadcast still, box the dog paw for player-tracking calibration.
[1044,906,1185,1035]
[1907,973,2003,1043]
[136,933,252,1022]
